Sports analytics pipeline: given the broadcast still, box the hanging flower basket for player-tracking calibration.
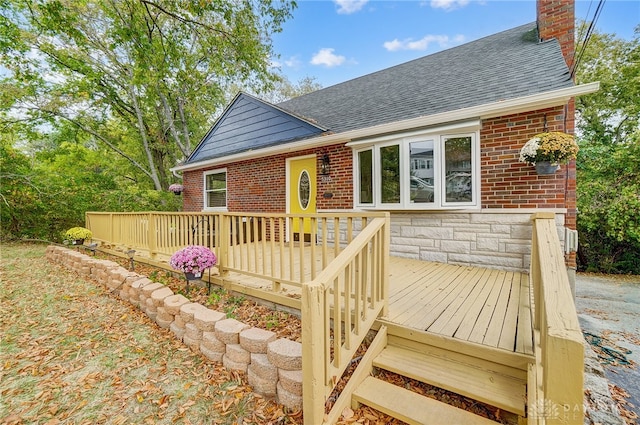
[535,161,561,175]
[519,132,578,175]
[168,183,184,195]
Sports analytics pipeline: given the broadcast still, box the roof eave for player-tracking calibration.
[171,82,599,173]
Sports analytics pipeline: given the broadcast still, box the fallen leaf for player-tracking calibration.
[342,407,354,419]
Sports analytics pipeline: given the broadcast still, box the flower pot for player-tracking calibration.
[173,191,182,196]
[184,271,202,281]
[535,161,560,175]
[73,239,85,245]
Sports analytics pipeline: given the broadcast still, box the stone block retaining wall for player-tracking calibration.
[45,246,303,410]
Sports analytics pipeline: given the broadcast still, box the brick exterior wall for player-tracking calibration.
[183,169,204,212]
[183,143,353,213]
[317,144,353,210]
[481,106,574,210]
[186,106,576,214]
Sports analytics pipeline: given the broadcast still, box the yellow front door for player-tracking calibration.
[289,156,317,235]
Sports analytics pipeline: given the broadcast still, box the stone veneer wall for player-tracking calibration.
[45,246,303,410]
[388,211,566,272]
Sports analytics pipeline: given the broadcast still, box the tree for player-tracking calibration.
[261,74,323,104]
[0,122,184,242]
[0,0,296,190]
[575,23,640,144]
[575,25,640,273]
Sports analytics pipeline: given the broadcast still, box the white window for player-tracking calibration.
[351,123,479,210]
[204,169,227,210]
[357,149,373,205]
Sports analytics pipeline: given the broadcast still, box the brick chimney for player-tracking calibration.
[537,0,575,71]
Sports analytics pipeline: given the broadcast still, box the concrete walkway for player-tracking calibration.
[576,273,640,424]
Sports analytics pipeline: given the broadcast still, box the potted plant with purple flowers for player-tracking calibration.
[169,245,217,292]
[168,183,184,195]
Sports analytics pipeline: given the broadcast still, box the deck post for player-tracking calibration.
[218,213,228,276]
[302,281,326,425]
[530,212,584,425]
[148,212,157,259]
[382,212,391,317]
[109,213,114,245]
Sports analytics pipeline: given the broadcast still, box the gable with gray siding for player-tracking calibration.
[188,92,325,164]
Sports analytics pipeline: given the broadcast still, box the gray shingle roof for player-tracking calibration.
[277,22,572,133]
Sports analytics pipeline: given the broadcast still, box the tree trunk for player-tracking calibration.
[129,84,162,191]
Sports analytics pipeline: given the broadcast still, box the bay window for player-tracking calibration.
[352,124,479,209]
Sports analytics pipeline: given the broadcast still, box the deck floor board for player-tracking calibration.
[213,242,534,357]
[405,266,483,331]
[428,267,492,336]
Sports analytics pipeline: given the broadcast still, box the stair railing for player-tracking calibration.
[301,214,390,425]
[529,212,584,425]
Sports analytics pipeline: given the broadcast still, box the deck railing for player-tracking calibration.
[86,212,221,259]
[529,212,584,425]
[219,212,383,290]
[302,215,390,424]
[86,211,385,291]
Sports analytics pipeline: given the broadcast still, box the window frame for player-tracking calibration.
[441,133,478,208]
[356,148,374,206]
[202,168,228,211]
[352,125,480,210]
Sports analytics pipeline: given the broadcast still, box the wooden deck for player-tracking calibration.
[386,257,533,356]
[90,212,584,424]
[212,244,534,358]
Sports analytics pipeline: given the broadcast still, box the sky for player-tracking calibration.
[271,0,640,88]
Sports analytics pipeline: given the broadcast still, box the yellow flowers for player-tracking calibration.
[519,132,579,165]
[64,226,93,241]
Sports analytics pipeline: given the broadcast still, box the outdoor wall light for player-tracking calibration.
[320,153,331,175]
[126,249,136,271]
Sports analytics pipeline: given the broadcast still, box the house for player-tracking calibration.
[162,4,597,415]
[79,1,593,422]
[172,1,596,293]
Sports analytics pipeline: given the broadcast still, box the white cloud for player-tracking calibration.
[383,34,465,51]
[270,56,302,71]
[284,56,302,68]
[334,0,368,15]
[430,0,470,11]
[310,48,346,68]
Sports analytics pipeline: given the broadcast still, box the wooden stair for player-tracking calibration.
[373,344,527,416]
[331,326,528,424]
[353,376,500,425]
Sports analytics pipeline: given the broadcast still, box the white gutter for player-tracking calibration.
[171,82,599,172]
